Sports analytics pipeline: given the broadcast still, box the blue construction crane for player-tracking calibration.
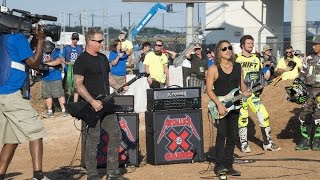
[130,3,172,41]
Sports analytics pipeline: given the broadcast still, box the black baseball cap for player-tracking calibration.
[71,33,79,39]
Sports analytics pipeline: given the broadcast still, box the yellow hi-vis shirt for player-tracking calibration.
[276,56,302,80]
[143,52,168,83]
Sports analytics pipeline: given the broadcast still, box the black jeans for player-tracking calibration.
[85,113,121,176]
[215,110,239,168]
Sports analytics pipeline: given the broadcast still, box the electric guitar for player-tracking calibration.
[64,73,149,127]
[208,83,268,120]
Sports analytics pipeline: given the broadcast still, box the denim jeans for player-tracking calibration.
[85,113,121,176]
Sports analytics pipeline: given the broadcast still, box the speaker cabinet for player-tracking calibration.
[145,109,204,165]
[81,113,139,168]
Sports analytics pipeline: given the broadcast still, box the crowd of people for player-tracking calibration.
[1,21,320,180]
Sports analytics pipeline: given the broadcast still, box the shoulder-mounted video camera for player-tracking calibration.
[0,6,61,41]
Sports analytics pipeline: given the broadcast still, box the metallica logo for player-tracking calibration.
[119,117,135,142]
[157,115,201,144]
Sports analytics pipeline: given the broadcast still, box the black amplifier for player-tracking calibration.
[113,95,134,112]
[147,87,201,111]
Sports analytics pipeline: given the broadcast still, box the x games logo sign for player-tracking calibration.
[157,115,201,161]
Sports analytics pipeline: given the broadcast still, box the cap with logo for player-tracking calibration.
[119,30,127,35]
[71,33,79,39]
[294,50,302,56]
[262,44,272,52]
[44,40,55,53]
[313,35,320,44]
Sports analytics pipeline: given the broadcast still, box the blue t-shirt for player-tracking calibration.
[63,45,83,73]
[108,50,128,76]
[0,34,33,94]
[207,58,215,68]
[62,45,83,62]
[42,49,62,81]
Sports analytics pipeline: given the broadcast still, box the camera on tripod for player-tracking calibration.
[0,5,61,41]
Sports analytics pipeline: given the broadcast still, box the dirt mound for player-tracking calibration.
[3,80,320,180]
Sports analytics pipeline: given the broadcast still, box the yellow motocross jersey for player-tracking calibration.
[235,53,262,78]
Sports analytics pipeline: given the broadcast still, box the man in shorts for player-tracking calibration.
[0,27,49,179]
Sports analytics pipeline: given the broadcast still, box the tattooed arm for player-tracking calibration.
[74,74,103,112]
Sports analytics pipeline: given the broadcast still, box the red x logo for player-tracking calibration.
[167,129,191,152]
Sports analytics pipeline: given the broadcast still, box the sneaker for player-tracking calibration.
[43,112,54,118]
[241,144,251,153]
[106,174,129,180]
[87,174,101,180]
[31,176,50,180]
[62,111,68,117]
[263,142,281,151]
[226,167,241,176]
[295,138,310,150]
[312,138,320,151]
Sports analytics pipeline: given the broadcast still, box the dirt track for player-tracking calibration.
[2,80,320,180]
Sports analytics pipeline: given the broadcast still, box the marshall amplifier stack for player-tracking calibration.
[145,87,204,165]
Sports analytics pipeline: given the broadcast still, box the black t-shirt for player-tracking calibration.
[188,54,207,79]
[73,51,110,97]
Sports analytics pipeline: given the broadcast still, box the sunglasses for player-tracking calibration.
[194,48,201,51]
[155,44,163,47]
[221,45,233,52]
[286,51,293,54]
[72,38,79,41]
[206,51,212,54]
[91,39,104,43]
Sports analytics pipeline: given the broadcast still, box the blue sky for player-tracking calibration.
[4,0,320,30]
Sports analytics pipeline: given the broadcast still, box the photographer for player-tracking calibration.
[108,39,128,90]
[0,28,49,179]
[276,45,303,80]
[41,40,67,118]
[261,44,277,79]
[134,41,151,73]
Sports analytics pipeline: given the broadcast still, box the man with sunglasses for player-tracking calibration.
[293,35,320,151]
[235,35,281,153]
[207,40,251,177]
[276,45,302,80]
[144,40,169,88]
[73,28,128,180]
[62,33,84,102]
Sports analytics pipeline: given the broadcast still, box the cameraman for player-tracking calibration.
[0,28,49,179]
[276,45,302,80]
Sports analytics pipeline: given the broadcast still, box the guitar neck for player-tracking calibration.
[230,84,265,103]
[100,73,147,104]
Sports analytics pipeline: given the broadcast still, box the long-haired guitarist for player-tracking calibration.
[206,40,251,176]
[73,28,128,180]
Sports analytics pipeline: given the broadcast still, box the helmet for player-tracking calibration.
[44,40,55,54]
[285,78,308,104]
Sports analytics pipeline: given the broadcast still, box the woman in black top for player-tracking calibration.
[206,40,251,176]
